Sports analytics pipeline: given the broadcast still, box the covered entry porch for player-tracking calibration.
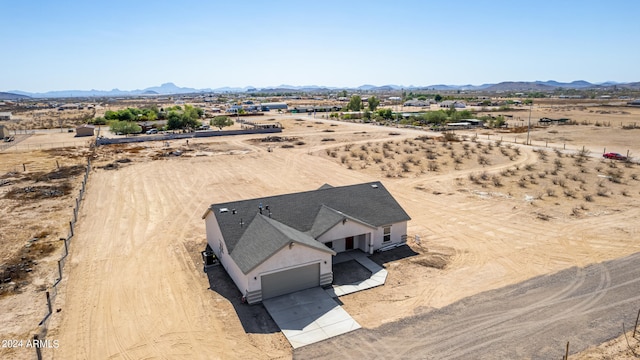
[322,233,372,254]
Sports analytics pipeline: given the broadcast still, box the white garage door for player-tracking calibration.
[261,263,320,300]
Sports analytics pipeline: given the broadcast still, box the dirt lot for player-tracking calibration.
[1,104,640,359]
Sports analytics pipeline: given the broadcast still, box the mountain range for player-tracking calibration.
[2,81,639,99]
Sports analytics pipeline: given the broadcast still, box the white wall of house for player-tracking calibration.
[370,221,408,250]
[204,212,248,294]
[246,243,332,293]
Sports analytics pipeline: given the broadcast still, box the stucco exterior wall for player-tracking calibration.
[246,243,332,293]
[370,221,408,249]
[204,212,248,294]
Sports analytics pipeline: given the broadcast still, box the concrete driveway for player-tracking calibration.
[263,287,361,348]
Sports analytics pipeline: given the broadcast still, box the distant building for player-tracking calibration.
[403,99,434,107]
[0,124,10,138]
[75,124,95,137]
[439,101,466,109]
[0,112,12,120]
[627,99,640,106]
[260,102,288,110]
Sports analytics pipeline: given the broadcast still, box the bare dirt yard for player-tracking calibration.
[2,104,640,359]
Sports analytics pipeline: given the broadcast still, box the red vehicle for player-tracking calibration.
[603,152,627,160]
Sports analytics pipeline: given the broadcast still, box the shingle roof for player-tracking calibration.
[205,181,410,274]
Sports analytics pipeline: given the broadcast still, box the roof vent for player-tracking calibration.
[219,208,229,213]
[371,184,378,189]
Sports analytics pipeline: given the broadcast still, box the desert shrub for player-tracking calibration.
[340,155,347,164]
[546,188,556,197]
[492,175,502,187]
[554,159,563,169]
[537,150,548,161]
[428,161,439,172]
[584,194,594,202]
[597,188,609,197]
[443,131,458,142]
[518,177,528,188]
[563,189,576,198]
[477,155,490,166]
[524,164,535,171]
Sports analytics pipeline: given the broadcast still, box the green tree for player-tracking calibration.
[363,109,372,121]
[346,95,362,111]
[377,108,393,120]
[109,120,141,136]
[211,116,234,130]
[338,90,348,98]
[166,111,183,130]
[104,110,118,120]
[368,96,380,111]
[117,109,135,121]
[434,94,443,102]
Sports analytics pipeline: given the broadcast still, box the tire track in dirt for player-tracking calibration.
[295,253,640,359]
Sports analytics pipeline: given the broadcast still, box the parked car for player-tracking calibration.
[603,152,627,160]
[197,124,210,130]
[146,128,158,135]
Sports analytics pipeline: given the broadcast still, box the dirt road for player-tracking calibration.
[295,252,640,359]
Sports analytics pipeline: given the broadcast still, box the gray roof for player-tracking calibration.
[205,181,410,274]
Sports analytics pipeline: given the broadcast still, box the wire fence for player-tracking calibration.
[32,157,91,359]
[0,140,89,152]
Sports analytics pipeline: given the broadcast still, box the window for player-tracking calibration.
[325,241,333,249]
[383,226,391,242]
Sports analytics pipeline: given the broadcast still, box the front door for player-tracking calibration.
[345,236,354,250]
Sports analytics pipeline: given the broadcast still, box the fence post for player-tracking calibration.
[34,334,42,360]
[58,260,63,281]
[69,221,74,237]
[46,291,52,315]
[634,308,640,338]
[63,237,68,257]
[565,341,569,360]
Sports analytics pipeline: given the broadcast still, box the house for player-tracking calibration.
[75,124,95,137]
[439,100,466,109]
[0,112,12,120]
[202,181,410,304]
[403,99,434,107]
[0,124,10,138]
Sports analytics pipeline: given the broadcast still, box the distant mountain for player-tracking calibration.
[533,80,594,89]
[484,82,556,92]
[5,80,639,98]
[0,92,31,100]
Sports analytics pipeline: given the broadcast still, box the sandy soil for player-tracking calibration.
[2,104,639,359]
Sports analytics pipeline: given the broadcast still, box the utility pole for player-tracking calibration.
[526,101,533,145]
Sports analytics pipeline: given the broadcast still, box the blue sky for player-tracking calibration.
[2,0,639,92]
